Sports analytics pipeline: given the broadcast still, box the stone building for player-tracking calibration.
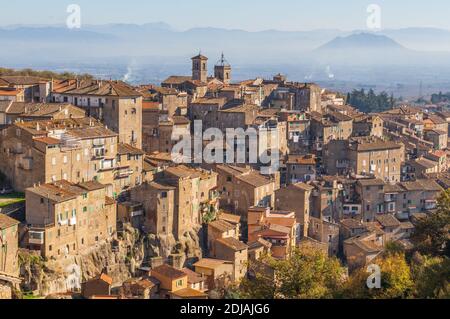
[275,182,313,237]
[215,165,277,217]
[308,216,340,256]
[0,76,52,102]
[143,115,190,154]
[343,231,384,271]
[214,54,232,85]
[131,166,217,240]
[0,118,142,196]
[0,88,25,102]
[278,111,311,154]
[356,178,386,222]
[268,82,322,113]
[25,180,116,260]
[115,143,145,195]
[130,181,176,237]
[325,137,405,183]
[0,214,20,276]
[310,176,343,223]
[247,207,298,260]
[51,79,143,148]
[207,219,239,255]
[192,54,208,83]
[0,102,85,125]
[310,111,353,152]
[211,237,248,282]
[352,114,384,138]
[285,154,317,184]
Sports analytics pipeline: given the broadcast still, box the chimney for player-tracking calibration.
[168,254,185,270]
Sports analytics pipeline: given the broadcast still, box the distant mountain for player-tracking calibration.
[0,26,117,42]
[317,33,405,51]
[381,27,450,51]
[311,33,417,66]
[2,24,450,89]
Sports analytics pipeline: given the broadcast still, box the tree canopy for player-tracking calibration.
[0,67,93,81]
[347,89,395,113]
[240,248,346,299]
[411,190,450,257]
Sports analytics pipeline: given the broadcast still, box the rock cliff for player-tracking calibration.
[19,223,203,297]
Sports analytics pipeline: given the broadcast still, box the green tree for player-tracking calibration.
[411,253,450,298]
[347,89,395,113]
[341,253,414,299]
[411,190,450,257]
[240,248,346,299]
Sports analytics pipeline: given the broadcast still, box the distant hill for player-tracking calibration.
[317,33,405,51]
[312,33,415,66]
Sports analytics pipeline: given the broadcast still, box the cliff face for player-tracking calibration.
[0,283,12,299]
[19,223,204,297]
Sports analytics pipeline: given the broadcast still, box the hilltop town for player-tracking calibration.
[0,53,448,299]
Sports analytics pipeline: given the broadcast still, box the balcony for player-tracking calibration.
[93,139,105,147]
[336,160,349,169]
[10,147,24,154]
[99,159,116,171]
[28,230,44,245]
[343,204,361,215]
[58,219,68,226]
[130,210,144,217]
[387,203,396,213]
[115,169,134,179]
[92,149,106,160]
[384,194,396,202]
[396,211,410,221]
[424,200,437,210]
[69,217,77,226]
[17,157,33,170]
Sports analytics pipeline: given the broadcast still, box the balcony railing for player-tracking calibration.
[130,210,144,217]
[93,140,105,147]
[384,194,396,202]
[58,219,68,226]
[92,149,106,159]
[10,147,23,154]
[28,230,44,245]
[69,217,77,226]
[424,200,437,210]
[115,169,134,179]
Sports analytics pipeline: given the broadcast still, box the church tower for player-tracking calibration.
[191,53,208,83]
[214,53,231,85]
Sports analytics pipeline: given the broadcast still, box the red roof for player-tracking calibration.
[99,273,113,285]
[0,89,22,96]
[143,101,160,110]
[34,136,61,145]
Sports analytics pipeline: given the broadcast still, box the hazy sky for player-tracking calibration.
[2,0,450,31]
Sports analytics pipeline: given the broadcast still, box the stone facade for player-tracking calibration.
[25,180,117,260]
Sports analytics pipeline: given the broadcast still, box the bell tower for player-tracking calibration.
[214,53,231,85]
[191,53,208,83]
